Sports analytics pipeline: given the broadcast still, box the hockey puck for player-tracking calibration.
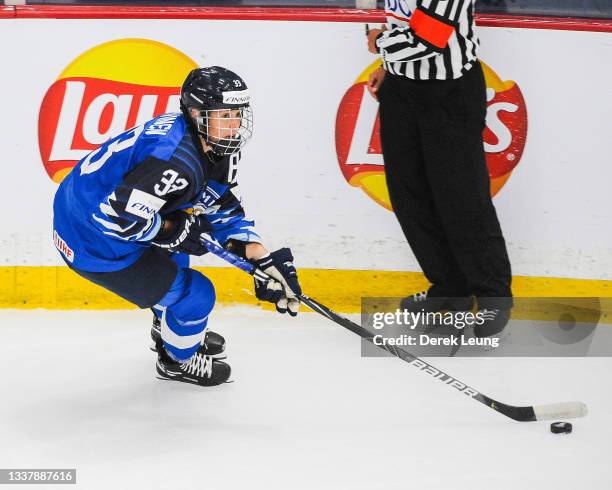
[550,422,572,434]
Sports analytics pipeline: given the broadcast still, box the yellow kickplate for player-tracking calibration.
[0,267,610,323]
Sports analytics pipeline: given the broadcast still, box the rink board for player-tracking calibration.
[0,11,611,308]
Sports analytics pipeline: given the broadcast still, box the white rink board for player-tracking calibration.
[0,20,610,278]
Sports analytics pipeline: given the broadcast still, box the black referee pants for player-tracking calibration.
[378,61,512,308]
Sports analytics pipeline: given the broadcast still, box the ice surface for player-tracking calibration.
[0,308,609,489]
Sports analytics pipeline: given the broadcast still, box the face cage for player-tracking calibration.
[195,106,253,156]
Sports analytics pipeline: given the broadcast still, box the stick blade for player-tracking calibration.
[533,401,588,421]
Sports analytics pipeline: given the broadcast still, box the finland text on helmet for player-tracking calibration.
[180,66,254,156]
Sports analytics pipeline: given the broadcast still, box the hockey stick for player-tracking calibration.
[201,236,588,422]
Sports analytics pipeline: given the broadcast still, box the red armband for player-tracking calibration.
[410,8,455,49]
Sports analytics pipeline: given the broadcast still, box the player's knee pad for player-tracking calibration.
[156,268,216,361]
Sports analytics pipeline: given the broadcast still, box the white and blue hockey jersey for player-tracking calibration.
[53,112,261,272]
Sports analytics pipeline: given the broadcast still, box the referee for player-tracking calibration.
[366,0,512,338]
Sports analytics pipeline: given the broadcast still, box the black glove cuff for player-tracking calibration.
[154,211,186,241]
[225,239,247,259]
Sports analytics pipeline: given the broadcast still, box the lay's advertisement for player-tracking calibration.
[0,20,610,280]
[39,39,197,183]
[335,60,527,209]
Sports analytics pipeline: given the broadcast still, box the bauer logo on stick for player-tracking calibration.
[38,38,198,184]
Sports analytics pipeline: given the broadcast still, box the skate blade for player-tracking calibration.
[155,375,234,385]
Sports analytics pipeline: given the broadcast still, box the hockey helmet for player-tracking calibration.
[180,66,253,156]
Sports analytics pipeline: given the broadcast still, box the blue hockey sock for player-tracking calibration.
[155,268,216,362]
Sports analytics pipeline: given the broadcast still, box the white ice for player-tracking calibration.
[0,308,609,490]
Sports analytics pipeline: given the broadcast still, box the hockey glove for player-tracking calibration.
[152,211,211,256]
[252,248,302,316]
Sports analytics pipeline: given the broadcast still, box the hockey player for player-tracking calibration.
[53,66,302,387]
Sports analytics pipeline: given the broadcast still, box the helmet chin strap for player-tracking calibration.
[199,136,213,154]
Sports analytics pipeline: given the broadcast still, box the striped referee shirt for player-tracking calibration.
[376,0,479,80]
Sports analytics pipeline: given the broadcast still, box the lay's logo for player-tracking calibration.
[335,60,528,210]
[38,38,198,183]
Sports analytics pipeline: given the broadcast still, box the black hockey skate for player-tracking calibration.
[155,339,232,387]
[150,312,226,358]
[400,290,473,314]
[474,308,511,338]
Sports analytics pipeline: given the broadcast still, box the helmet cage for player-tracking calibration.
[193,106,253,156]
